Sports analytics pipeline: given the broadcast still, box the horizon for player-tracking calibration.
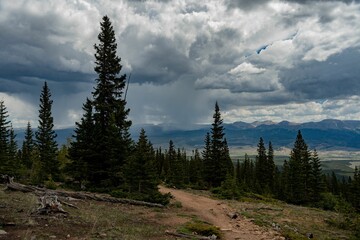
[11,117,360,130]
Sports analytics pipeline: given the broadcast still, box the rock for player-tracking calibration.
[306,233,314,239]
[0,230,7,235]
[228,212,238,219]
[209,234,218,239]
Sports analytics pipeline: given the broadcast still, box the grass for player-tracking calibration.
[228,197,356,240]
[0,185,176,239]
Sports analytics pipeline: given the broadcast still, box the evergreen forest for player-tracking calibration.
[1,16,360,214]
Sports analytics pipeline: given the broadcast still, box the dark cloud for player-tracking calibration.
[1,0,360,127]
[120,25,194,84]
[225,0,271,10]
[284,0,360,4]
[280,48,360,100]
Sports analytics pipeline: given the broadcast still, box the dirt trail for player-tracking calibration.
[159,186,284,240]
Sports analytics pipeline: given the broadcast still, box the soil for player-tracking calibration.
[159,186,284,240]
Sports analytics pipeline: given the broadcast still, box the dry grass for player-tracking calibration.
[228,199,355,240]
[0,185,179,239]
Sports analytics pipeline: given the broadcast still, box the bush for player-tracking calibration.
[211,174,241,200]
[183,221,222,238]
[319,192,338,211]
[44,176,57,190]
[110,190,171,205]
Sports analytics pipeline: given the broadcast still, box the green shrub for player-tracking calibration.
[110,190,171,205]
[319,192,338,211]
[211,174,241,200]
[183,221,222,238]
[44,176,57,190]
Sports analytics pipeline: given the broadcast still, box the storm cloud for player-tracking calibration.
[0,0,360,128]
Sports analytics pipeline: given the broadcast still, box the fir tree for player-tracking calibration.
[166,140,183,187]
[189,149,204,188]
[351,167,360,211]
[330,171,339,195]
[91,15,131,188]
[124,129,157,194]
[67,98,95,187]
[0,100,10,174]
[8,125,20,177]
[309,149,324,202]
[286,130,311,204]
[206,102,232,187]
[266,141,276,192]
[202,132,212,185]
[222,138,234,176]
[255,137,267,192]
[35,81,59,182]
[21,122,34,170]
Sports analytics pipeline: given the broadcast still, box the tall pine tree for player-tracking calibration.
[204,102,233,187]
[91,15,131,188]
[35,81,59,182]
[285,130,311,204]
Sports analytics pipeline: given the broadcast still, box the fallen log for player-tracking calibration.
[6,181,164,208]
[165,230,217,239]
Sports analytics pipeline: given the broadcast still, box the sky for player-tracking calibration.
[1,0,360,129]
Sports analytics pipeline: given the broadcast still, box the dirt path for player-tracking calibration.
[159,186,284,240]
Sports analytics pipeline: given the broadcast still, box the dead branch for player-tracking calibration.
[165,230,217,239]
[36,194,68,215]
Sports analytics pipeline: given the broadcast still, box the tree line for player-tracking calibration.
[1,16,360,209]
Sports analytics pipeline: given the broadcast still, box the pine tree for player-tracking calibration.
[124,129,157,194]
[35,81,59,182]
[309,149,324,202]
[21,122,34,170]
[202,132,212,185]
[0,100,10,174]
[351,167,360,211]
[189,149,204,188]
[67,98,95,187]
[330,171,339,195]
[266,141,276,193]
[255,137,267,192]
[240,154,255,191]
[206,102,232,187]
[91,15,131,188]
[8,125,20,177]
[286,130,311,204]
[222,138,234,176]
[166,140,184,187]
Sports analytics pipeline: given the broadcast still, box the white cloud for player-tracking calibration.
[0,93,37,128]
[229,62,265,75]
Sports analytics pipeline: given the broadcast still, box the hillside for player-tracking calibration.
[132,119,360,150]
[1,184,358,239]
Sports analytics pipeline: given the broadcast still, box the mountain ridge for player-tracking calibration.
[14,119,360,150]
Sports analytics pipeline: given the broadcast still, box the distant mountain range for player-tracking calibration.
[15,119,360,150]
